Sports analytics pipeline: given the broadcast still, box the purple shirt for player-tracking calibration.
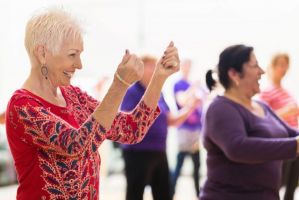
[174,79,202,130]
[201,96,298,200]
[121,82,170,152]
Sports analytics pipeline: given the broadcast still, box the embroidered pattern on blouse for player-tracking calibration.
[12,86,159,199]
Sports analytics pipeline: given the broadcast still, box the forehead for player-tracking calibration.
[248,52,257,63]
[276,57,288,63]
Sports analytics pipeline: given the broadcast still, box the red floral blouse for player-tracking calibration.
[6,85,160,200]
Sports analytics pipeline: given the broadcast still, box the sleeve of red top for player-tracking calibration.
[79,86,161,144]
[10,94,160,158]
[105,100,160,144]
[9,96,108,157]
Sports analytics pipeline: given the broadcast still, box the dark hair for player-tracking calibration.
[205,44,254,91]
[205,70,216,91]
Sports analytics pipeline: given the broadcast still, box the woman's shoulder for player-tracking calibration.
[207,96,238,114]
[207,95,255,119]
[7,89,43,108]
[260,85,284,98]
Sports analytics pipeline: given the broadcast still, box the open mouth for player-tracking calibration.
[63,71,74,78]
[257,78,262,85]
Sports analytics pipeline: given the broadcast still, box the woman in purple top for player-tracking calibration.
[201,44,299,200]
[121,55,199,200]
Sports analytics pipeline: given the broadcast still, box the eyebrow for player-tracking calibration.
[69,49,80,51]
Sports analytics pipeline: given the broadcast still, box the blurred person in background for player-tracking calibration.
[260,53,299,200]
[201,44,299,200]
[121,55,200,200]
[0,112,5,124]
[0,110,17,186]
[94,75,110,99]
[5,8,180,200]
[171,59,206,198]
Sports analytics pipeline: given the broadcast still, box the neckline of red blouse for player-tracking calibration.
[20,87,69,109]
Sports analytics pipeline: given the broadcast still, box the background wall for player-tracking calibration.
[1,0,299,111]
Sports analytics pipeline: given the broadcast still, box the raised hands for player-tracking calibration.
[115,41,180,87]
[155,41,180,79]
[115,50,144,87]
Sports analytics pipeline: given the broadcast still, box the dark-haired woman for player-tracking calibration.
[201,44,299,200]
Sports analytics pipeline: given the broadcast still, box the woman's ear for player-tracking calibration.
[34,45,46,64]
[228,68,240,86]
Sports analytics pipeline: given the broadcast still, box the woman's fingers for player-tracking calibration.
[121,49,131,64]
[162,56,179,66]
[163,59,179,69]
[125,54,138,67]
[162,51,179,61]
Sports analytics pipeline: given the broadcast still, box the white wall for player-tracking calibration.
[1,0,299,111]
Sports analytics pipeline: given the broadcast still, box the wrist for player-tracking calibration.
[113,74,130,89]
[151,71,167,84]
[114,72,131,88]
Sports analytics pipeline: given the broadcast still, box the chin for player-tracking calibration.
[60,81,71,87]
[252,89,260,96]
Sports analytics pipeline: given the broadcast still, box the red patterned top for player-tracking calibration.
[6,85,160,200]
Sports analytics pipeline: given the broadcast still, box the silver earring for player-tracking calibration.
[41,64,48,80]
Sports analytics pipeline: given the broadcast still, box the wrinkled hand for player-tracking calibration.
[115,50,144,86]
[155,41,180,78]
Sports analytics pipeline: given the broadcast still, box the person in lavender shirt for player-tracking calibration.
[171,59,205,198]
[200,44,299,200]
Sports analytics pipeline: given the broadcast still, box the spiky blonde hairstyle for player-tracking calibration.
[25,7,83,57]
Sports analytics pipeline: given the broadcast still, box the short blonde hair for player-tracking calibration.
[141,55,157,64]
[270,53,290,67]
[25,7,83,57]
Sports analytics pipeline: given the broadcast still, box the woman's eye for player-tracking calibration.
[69,54,76,57]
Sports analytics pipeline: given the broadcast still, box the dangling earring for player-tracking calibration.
[41,64,48,80]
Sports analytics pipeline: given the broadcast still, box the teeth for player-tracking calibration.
[63,71,74,78]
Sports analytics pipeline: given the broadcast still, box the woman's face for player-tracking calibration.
[238,52,265,97]
[272,57,289,80]
[45,39,84,87]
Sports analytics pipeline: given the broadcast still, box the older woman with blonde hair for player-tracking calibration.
[5,8,180,200]
[260,53,299,200]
